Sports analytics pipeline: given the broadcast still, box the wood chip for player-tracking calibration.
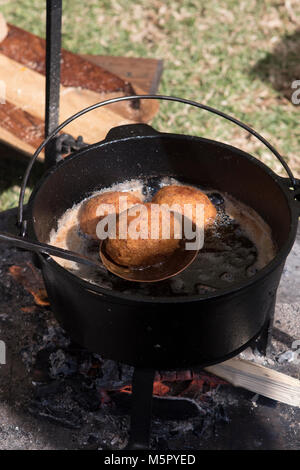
[206,357,300,407]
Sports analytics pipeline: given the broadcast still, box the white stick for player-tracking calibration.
[205,358,300,407]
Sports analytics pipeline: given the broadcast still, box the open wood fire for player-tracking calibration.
[5,259,230,430]
[0,233,299,450]
[9,259,228,403]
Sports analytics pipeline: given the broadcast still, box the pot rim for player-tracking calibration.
[27,132,299,305]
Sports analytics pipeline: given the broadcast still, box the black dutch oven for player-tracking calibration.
[1,95,299,370]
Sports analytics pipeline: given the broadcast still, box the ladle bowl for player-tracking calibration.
[99,234,199,283]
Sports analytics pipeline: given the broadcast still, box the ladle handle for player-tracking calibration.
[0,231,103,270]
[18,95,298,231]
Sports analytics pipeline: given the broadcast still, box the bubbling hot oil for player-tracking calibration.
[49,177,276,297]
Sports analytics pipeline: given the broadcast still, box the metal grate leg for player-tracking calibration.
[126,368,155,450]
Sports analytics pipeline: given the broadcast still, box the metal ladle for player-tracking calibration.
[0,232,105,271]
[100,238,198,283]
[0,222,199,283]
[99,215,200,283]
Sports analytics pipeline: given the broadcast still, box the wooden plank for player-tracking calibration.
[0,100,44,150]
[0,53,160,157]
[0,19,162,159]
[0,23,136,96]
[0,54,132,153]
[205,358,300,407]
[82,54,164,95]
[0,126,37,157]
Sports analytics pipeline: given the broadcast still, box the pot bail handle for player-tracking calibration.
[18,94,297,230]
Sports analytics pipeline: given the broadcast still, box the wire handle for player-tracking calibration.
[18,94,297,228]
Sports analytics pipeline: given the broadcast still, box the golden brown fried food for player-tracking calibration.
[105,203,181,267]
[79,191,141,240]
[152,185,216,228]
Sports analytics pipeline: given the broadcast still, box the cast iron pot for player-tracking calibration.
[2,96,300,370]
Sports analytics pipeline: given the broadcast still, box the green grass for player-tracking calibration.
[0,0,300,210]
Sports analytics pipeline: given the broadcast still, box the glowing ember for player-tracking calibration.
[8,263,50,306]
[116,374,226,400]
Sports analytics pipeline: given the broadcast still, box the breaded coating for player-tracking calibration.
[152,185,216,228]
[79,191,141,240]
[105,203,181,267]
